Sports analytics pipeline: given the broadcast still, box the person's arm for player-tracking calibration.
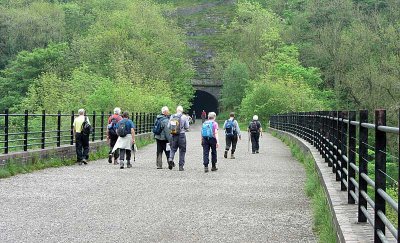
[235,121,241,139]
[184,116,190,130]
[214,122,219,148]
[259,122,263,136]
[223,120,227,130]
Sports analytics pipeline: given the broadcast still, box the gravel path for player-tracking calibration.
[0,122,316,243]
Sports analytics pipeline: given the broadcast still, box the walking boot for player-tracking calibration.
[256,150,259,154]
[204,167,209,173]
[224,150,228,158]
[179,166,184,171]
[108,154,112,163]
[231,153,235,159]
[120,160,124,169]
[168,159,173,170]
[211,163,218,171]
[127,161,132,168]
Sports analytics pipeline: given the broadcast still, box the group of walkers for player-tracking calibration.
[72,106,263,172]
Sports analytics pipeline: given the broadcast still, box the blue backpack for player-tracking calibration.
[225,119,236,137]
[201,121,214,138]
[153,116,166,135]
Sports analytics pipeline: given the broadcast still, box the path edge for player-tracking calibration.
[270,128,373,243]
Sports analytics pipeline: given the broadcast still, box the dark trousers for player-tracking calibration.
[202,137,217,167]
[250,133,260,152]
[156,139,170,168]
[169,133,186,166]
[75,133,89,161]
[225,135,238,154]
[108,137,119,159]
[119,149,131,162]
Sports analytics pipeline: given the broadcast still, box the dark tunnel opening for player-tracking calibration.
[189,90,219,118]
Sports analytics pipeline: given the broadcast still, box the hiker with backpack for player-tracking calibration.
[168,105,190,171]
[201,112,219,172]
[201,110,206,123]
[73,109,91,165]
[153,106,171,169]
[107,107,122,165]
[223,112,241,159]
[248,115,263,154]
[112,111,136,169]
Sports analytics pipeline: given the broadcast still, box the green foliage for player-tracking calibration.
[0,43,68,111]
[221,59,249,111]
[216,1,334,121]
[262,0,400,112]
[0,0,194,113]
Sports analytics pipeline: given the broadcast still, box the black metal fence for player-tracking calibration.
[0,109,156,154]
[270,110,399,243]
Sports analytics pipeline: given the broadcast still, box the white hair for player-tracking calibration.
[114,107,121,115]
[253,115,258,121]
[208,112,216,119]
[176,105,183,113]
[78,109,85,115]
[161,106,169,114]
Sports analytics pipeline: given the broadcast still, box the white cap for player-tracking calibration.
[253,115,258,121]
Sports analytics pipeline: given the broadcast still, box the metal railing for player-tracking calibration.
[270,110,400,243]
[0,109,156,154]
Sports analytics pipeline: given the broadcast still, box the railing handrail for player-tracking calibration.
[270,109,400,243]
[1,109,157,154]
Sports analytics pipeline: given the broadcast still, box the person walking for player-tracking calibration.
[73,109,91,165]
[153,106,171,169]
[223,112,241,159]
[168,106,190,171]
[112,112,136,169]
[248,115,262,154]
[201,112,219,172]
[201,110,206,123]
[107,107,122,165]
[192,110,196,124]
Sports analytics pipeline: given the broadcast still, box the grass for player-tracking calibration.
[0,136,155,179]
[271,131,337,243]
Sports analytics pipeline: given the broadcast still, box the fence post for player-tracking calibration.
[331,111,336,169]
[101,111,104,140]
[57,110,61,147]
[146,113,149,133]
[374,109,386,242]
[4,109,9,154]
[340,111,348,191]
[41,110,46,149]
[358,110,368,222]
[70,111,74,145]
[135,113,139,134]
[334,111,341,181]
[24,110,28,151]
[348,111,356,204]
[398,109,400,242]
[92,111,96,142]
[326,111,335,167]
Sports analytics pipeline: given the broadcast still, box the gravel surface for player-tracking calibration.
[0,122,316,243]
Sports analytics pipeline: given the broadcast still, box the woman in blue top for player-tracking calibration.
[112,111,136,169]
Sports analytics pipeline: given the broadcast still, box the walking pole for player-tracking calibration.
[248,131,250,153]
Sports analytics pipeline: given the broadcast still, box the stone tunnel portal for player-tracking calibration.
[190,90,219,119]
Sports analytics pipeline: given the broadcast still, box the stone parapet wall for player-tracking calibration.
[0,133,153,167]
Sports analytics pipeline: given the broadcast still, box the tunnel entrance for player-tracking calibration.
[190,90,219,118]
